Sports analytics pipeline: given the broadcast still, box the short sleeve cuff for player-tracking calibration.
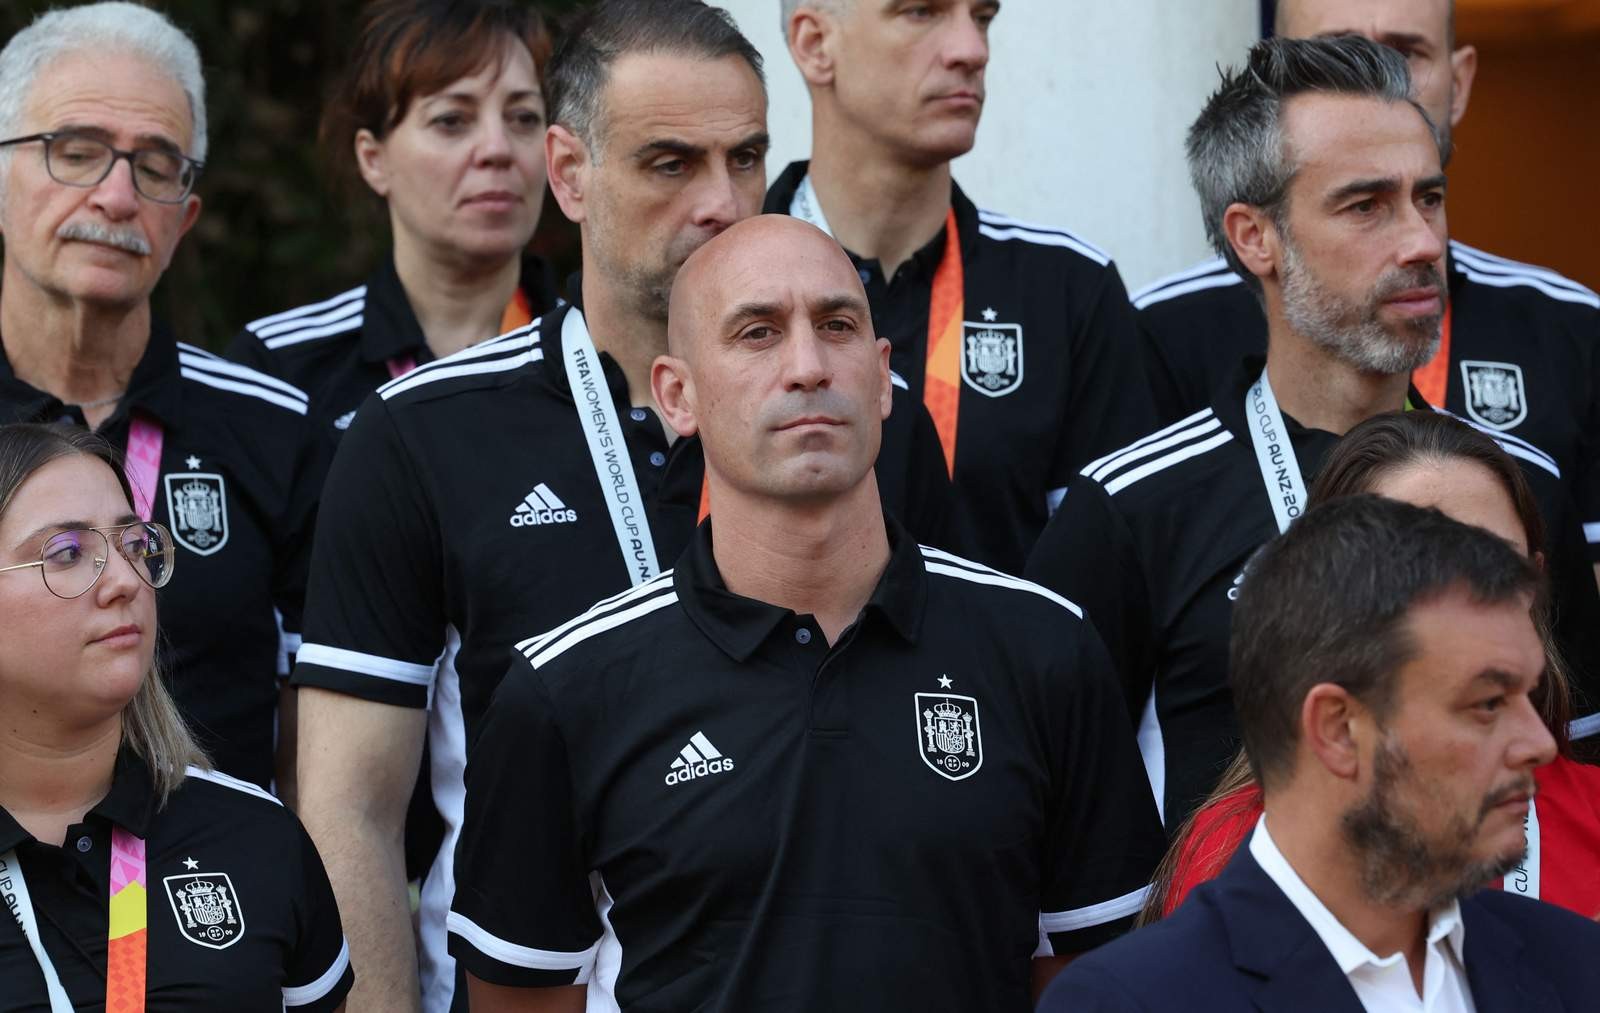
[283,937,355,1012]
[446,911,598,988]
[1037,885,1149,955]
[290,643,434,708]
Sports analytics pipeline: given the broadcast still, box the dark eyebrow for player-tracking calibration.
[632,138,706,163]
[812,293,871,318]
[732,130,771,152]
[1471,668,1525,693]
[721,301,783,332]
[1414,173,1448,194]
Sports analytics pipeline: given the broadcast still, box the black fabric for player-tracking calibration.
[0,324,327,788]
[449,517,1165,1012]
[1025,357,1600,829]
[0,750,353,1012]
[767,161,1158,573]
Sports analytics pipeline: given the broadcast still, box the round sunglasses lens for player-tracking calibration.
[39,529,107,598]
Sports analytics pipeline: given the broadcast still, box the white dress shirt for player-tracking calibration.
[1250,816,1477,1013]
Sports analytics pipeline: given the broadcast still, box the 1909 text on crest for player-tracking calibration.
[164,871,245,950]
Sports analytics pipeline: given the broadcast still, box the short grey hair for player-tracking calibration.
[779,0,846,33]
[0,2,208,161]
[1186,35,1441,294]
[548,0,764,154]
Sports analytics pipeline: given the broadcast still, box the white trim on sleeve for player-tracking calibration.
[1040,885,1151,934]
[296,643,436,686]
[446,911,599,977]
[282,937,351,1007]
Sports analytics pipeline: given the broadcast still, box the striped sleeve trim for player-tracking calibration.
[175,345,312,414]
[296,643,437,686]
[1431,407,1561,480]
[1132,269,1243,310]
[1085,412,1221,484]
[524,586,680,670]
[1104,430,1234,495]
[1081,408,1215,477]
[246,285,366,333]
[447,911,598,977]
[1041,885,1150,934]
[515,571,676,658]
[976,209,1112,263]
[264,314,365,350]
[919,546,1084,618]
[1569,713,1600,741]
[283,937,351,1007]
[1451,241,1599,307]
[182,765,283,806]
[1128,257,1231,304]
[379,324,542,400]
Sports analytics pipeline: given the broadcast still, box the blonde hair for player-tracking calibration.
[0,424,208,805]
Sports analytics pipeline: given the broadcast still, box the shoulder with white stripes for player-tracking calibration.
[1079,407,1236,496]
[176,342,311,415]
[378,319,544,403]
[920,545,1083,619]
[182,765,284,807]
[975,208,1111,266]
[517,570,679,670]
[889,369,909,391]
[244,285,368,351]
[1451,241,1600,309]
[1130,257,1242,310]
[1431,407,1561,480]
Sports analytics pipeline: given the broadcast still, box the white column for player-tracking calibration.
[719,1,1259,291]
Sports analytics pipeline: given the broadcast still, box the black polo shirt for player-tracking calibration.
[448,517,1164,1012]
[0,748,353,1011]
[226,253,558,442]
[767,161,1157,573]
[0,324,326,789]
[1134,241,1600,561]
[291,299,953,1011]
[1023,357,1600,830]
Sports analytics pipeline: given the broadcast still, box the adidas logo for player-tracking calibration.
[510,483,578,527]
[665,732,735,786]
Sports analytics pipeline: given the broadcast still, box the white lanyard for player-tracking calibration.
[1,850,76,1013]
[790,174,834,238]
[1502,798,1541,899]
[1244,368,1309,535]
[561,309,660,586]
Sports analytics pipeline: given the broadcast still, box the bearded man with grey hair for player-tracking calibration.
[0,3,328,796]
[1024,33,1600,833]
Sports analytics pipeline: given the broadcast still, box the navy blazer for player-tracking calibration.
[1038,845,1600,1012]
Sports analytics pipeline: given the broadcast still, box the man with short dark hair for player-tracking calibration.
[448,215,1165,1012]
[1135,0,1600,597]
[1038,495,1600,1012]
[292,2,948,1010]
[767,0,1157,573]
[1024,34,1600,832]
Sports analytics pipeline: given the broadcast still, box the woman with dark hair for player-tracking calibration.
[0,424,353,1010]
[1144,410,1600,923]
[228,0,557,435]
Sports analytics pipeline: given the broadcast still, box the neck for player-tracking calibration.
[576,256,670,412]
[806,117,953,278]
[0,712,121,847]
[1264,319,1411,436]
[708,475,891,644]
[1,278,150,428]
[1263,794,1430,990]
[391,230,522,361]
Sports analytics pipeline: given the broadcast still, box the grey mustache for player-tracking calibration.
[57,221,151,255]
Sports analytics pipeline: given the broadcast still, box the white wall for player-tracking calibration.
[718,1,1260,292]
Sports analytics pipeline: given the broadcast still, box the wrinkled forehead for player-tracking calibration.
[1280,92,1441,192]
[596,50,765,149]
[22,49,194,150]
[1276,0,1450,48]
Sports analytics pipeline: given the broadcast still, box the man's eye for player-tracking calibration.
[743,325,775,342]
[1348,199,1379,215]
[731,150,762,172]
[655,160,687,177]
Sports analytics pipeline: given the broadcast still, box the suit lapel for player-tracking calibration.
[1207,849,1367,1013]
[1461,894,1562,1012]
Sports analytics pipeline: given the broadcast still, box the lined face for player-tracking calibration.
[0,51,200,309]
[823,0,998,165]
[360,37,547,265]
[0,455,154,730]
[659,216,891,504]
[574,53,768,323]
[1274,93,1447,375]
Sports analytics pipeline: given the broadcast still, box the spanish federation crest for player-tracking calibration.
[163,472,229,556]
[164,871,245,949]
[1460,360,1528,431]
[960,320,1023,398]
[916,691,983,780]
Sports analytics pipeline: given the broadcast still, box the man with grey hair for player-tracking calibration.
[765,0,1156,575]
[1024,33,1600,832]
[1136,0,1600,606]
[0,3,326,794]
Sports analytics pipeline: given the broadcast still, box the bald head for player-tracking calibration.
[667,213,870,359]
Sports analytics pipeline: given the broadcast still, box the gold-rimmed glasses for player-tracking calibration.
[0,522,175,599]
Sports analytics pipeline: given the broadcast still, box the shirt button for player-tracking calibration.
[795,628,812,645]
[76,836,92,853]
[649,451,666,467]
[630,408,648,423]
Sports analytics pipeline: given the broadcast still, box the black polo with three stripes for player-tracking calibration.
[448,517,1165,1012]
[1024,356,1600,831]
[0,323,327,788]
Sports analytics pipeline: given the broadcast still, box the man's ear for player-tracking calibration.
[652,354,699,440]
[1222,202,1280,288]
[547,123,591,226]
[1448,45,1478,128]
[354,129,389,198]
[1301,683,1364,782]
[787,6,838,88]
[876,337,892,421]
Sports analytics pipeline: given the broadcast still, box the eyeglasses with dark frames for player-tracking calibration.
[0,521,175,599]
[0,132,203,203]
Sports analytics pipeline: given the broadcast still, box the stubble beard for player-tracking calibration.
[1280,233,1443,377]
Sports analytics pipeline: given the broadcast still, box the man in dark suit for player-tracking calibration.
[1040,495,1600,1012]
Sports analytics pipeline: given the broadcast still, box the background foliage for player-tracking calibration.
[0,0,587,350]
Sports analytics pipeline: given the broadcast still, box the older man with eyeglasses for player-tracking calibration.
[0,2,328,800]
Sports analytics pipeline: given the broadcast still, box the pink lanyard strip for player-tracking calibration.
[124,414,163,523]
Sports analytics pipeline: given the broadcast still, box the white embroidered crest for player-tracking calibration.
[960,320,1023,397]
[1460,360,1528,431]
[164,871,245,949]
[163,472,229,556]
[916,687,983,781]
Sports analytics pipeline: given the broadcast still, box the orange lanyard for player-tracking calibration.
[1410,302,1453,407]
[923,210,965,476]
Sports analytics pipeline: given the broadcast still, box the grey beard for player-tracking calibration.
[1281,240,1441,376]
